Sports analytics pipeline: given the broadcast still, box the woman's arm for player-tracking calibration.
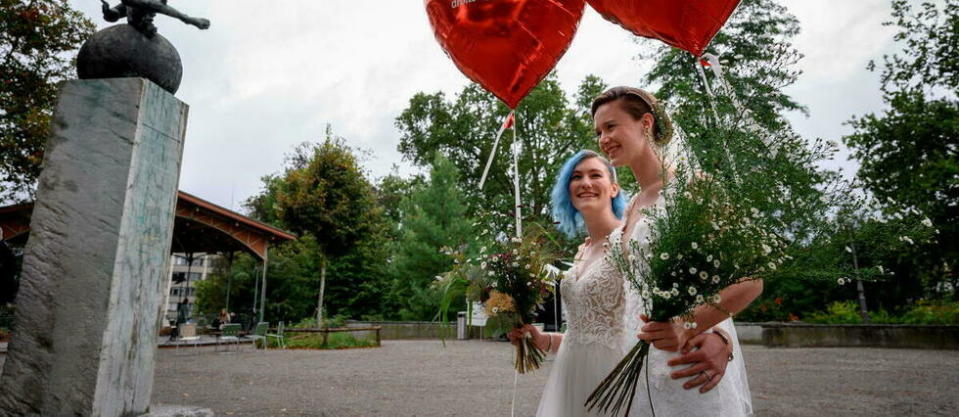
[639,278,763,351]
[507,324,564,354]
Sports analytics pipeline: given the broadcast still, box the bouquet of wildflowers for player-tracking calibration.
[479,225,559,373]
[435,222,560,373]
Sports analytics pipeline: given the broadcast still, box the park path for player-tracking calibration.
[148,340,959,417]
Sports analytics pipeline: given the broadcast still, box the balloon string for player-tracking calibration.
[478,111,515,190]
[510,368,519,417]
[694,54,742,184]
[511,116,522,237]
[701,53,777,156]
[694,57,721,123]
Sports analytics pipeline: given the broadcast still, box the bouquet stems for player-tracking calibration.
[514,334,545,374]
[585,340,652,416]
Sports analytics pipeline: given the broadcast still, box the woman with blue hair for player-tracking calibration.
[510,149,634,415]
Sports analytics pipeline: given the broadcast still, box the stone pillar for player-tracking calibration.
[0,78,187,417]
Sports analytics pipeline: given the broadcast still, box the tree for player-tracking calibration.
[0,0,95,202]
[389,153,475,320]
[638,0,848,319]
[395,74,606,234]
[244,129,390,323]
[844,0,959,299]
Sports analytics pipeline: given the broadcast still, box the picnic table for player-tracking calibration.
[283,326,382,347]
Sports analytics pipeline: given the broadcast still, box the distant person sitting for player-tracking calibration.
[212,308,230,329]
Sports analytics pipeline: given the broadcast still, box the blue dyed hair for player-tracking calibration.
[551,150,628,238]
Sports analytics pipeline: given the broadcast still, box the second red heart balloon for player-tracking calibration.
[587,0,741,57]
[425,0,586,109]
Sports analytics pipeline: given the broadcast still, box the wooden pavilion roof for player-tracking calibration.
[0,191,295,260]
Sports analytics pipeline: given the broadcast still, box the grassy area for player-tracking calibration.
[263,331,379,350]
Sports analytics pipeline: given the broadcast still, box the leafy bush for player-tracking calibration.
[806,301,863,324]
[805,300,959,325]
[899,300,959,325]
[292,314,349,329]
[283,332,378,349]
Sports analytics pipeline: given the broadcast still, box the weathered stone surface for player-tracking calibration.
[0,78,187,417]
[78,25,183,94]
[140,405,214,417]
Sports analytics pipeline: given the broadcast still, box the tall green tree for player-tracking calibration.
[244,130,390,323]
[844,0,959,299]
[390,153,475,320]
[639,0,847,318]
[0,0,95,202]
[395,74,606,234]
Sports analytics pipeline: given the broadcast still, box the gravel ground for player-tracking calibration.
[4,341,957,416]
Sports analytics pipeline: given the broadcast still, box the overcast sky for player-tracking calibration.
[67,0,902,212]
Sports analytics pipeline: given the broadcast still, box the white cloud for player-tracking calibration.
[69,0,901,209]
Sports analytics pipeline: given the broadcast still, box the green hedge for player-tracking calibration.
[806,300,959,325]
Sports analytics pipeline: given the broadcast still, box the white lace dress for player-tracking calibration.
[535,246,630,417]
[618,206,754,417]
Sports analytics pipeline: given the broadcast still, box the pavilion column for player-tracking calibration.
[258,245,269,324]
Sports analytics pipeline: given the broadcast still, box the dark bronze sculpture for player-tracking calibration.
[101,0,210,37]
[77,1,210,94]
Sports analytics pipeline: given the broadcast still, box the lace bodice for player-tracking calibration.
[560,230,626,349]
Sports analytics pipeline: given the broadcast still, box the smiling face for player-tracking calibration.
[594,98,655,167]
[568,156,620,215]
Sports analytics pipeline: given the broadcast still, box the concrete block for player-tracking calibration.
[0,78,187,417]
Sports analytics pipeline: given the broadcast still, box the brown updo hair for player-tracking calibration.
[590,86,673,146]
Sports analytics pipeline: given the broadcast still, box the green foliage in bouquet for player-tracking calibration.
[435,221,561,373]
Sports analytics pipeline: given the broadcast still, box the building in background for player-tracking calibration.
[162,252,220,324]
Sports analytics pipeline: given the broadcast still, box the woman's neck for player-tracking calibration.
[629,147,664,195]
[582,209,620,244]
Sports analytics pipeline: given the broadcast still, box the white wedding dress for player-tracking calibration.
[536,203,752,417]
[535,243,630,417]
[617,209,753,417]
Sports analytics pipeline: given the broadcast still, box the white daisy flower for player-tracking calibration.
[712,275,720,284]
[688,286,698,296]
[691,242,699,250]
[689,267,698,275]
[699,271,708,280]
[660,253,670,260]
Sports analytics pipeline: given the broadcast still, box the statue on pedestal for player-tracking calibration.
[77,0,211,94]
[100,0,210,38]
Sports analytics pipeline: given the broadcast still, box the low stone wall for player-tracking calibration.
[347,321,959,349]
[756,323,959,349]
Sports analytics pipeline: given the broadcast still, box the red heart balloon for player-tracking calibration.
[425,0,586,109]
[587,0,740,57]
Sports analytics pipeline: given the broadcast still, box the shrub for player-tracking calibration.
[806,301,863,324]
[899,300,959,325]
